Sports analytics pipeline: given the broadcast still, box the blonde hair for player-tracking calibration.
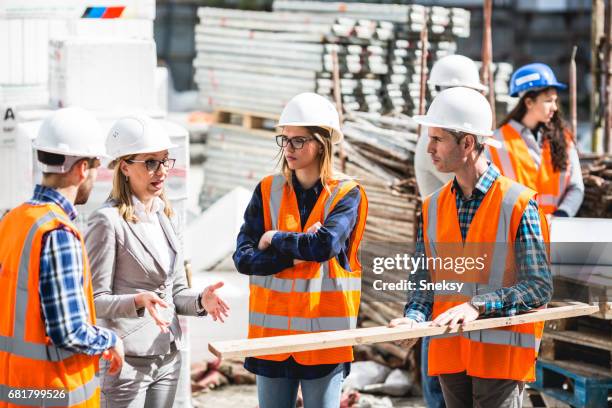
[109,155,174,223]
[279,126,350,193]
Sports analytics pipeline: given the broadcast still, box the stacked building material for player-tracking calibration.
[0,1,154,107]
[194,2,470,116]
[199,124,279,210]
[577,154,612,218]
[194,8,331,115]
[275,1,469,116]
[337,112,420,324]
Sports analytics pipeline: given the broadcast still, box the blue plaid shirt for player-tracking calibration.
[233,174,361,379]
[405,164,552,322]
[30,185,116,355]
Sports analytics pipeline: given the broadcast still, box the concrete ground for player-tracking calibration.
[192,385,427,408]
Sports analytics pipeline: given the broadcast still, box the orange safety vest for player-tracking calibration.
[0,202,100,408]
[488,122,573,214]
[248,174,368,365]
[422,175,549,382]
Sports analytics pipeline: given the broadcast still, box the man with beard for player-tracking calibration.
[0,107,123,407]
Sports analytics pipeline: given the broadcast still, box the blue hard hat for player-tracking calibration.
[509,63,567,97]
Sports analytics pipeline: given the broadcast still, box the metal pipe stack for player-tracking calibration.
[274,1,470,115]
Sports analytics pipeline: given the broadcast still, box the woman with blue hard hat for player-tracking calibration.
[487,62,584,217]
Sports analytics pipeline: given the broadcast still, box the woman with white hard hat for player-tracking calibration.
[233,92,369,408]
[489,62,584,217]
[415,54,487,199]
[84,114,229,408]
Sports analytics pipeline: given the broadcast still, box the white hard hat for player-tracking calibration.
[277,92,343,144]
[428,55,487,92]
[413,87,500,147]
[34,107,108,158]
[106,115,177,160]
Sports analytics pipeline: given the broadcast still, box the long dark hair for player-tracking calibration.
[499,87,570,172]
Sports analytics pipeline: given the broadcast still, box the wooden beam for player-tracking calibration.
[209,303,599,359]
[416,7,429,138]
[592,0,606,152]
[570,45,578,138]
[330,48,347,173]
[605,0,612,152]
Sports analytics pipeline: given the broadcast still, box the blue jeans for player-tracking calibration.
[256,364,345,408]
[422,336,446,408]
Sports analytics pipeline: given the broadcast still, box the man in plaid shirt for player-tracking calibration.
[389,88,552,408]
[0,108,123,406]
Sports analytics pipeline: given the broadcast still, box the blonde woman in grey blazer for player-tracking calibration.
[85,114,229,408]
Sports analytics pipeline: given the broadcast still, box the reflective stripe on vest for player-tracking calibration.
[0,374,99,406]
[433,329,539,349]
[249,262,361,293]
[491,129,518,180]
[1,211,76,362]
[427,182,528,297]
[249,311,358,332]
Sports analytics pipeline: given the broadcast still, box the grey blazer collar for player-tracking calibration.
[126,213,178,275]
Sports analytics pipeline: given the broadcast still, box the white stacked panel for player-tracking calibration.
[49,38,157,113]
[0,108,35,212]
[1,1,155,108]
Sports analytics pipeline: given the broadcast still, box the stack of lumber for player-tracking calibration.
[339,111,419,243]
[577,154,612,218]
[337,111,421,370]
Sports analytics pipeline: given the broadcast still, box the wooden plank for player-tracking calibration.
[544,329,612,351]
[539,358,612,378]
[214,106,280,121]
[550,299,612,320]
[208,303,599,359]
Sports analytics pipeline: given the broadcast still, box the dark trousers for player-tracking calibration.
[438,371,524,408]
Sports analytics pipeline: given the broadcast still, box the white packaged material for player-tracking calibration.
[0,19,153,107]
[49,38,156,112]
[155,66,169,115]
[343,361,391,391]
[0,117,37,212]
[0,0,155,20]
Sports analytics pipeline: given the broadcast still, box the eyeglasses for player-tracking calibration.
[125,158,176,172]
[275,135,314,150]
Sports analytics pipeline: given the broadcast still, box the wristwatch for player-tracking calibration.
[470,298,486,315]
[196,293,208,317]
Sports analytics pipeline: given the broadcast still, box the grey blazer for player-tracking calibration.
[84,200,201,356]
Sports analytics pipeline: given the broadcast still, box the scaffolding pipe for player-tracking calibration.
[481,0,496,128]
